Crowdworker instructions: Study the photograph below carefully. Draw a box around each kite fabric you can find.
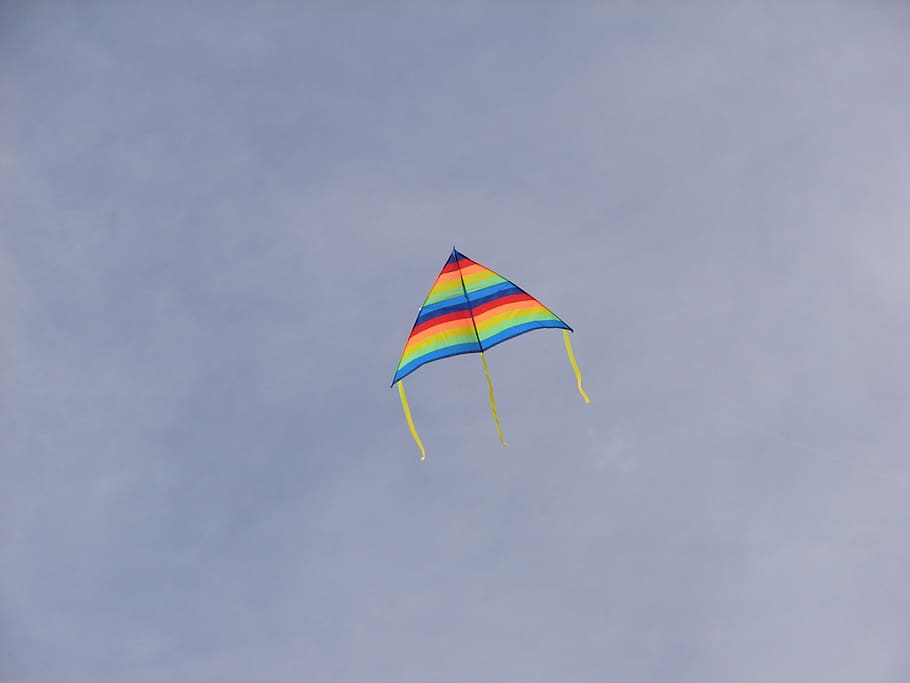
[391,247,589,459]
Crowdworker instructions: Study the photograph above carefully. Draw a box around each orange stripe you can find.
[473,299,547,325]
[431,263,492,288]
[411,309,473,336]
[457,263,491,277]
[472,292,533,316]
[432,270,463,287]
[405,318,477,347]
[476,308,551,336]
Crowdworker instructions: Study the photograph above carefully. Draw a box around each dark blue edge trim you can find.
[480,321,572,352]
[390,347,483,387]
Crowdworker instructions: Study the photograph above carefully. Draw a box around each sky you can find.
[2,2,910,682]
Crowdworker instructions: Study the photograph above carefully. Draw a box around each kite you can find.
[391,247,589,459]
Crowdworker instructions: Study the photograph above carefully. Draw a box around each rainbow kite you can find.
[391,248,589,459]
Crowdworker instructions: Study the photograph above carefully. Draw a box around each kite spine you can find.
[454,249,509,447]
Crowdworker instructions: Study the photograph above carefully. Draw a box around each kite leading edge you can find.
[391,248,589,459]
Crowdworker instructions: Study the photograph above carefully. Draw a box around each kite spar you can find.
[391,248,589,460]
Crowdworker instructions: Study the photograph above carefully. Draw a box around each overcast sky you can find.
[3,2,910,682]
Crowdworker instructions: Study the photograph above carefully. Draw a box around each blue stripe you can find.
[391,341,482,385]
[416,277,517,326]
[415,296,470,326]
[466,281,520,306]
[480,320,570,351]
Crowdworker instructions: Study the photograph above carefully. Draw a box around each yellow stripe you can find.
[463,273,505,292]
[454,262,489,278]
[406,317,476,347]
[475,307,556,338]
[424,278,466,305]
[404,322,477,351]
[400,329,478,366]
[397,381,427,460]
[563,329,590,403]
[480,352,509,446]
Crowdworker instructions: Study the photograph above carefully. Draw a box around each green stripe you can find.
[463,274,507,293]
[477,310,560,341]
[400,331,480,367]
[424,281,466,306]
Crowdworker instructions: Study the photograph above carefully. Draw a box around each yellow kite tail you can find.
[397,380,426,460]
[480,351,509,446]
[563,329,590,404]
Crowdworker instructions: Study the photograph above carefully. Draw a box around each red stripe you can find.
[441,256,481,274]
[471,292,534,316]
[410,309,474,337]
[406,317,476,347]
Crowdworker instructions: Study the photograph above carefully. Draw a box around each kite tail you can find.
[397,381,426,460]
[563,329,590,404]
[480,352,509,446]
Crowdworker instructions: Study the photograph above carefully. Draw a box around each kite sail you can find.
[391,248,589,460]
